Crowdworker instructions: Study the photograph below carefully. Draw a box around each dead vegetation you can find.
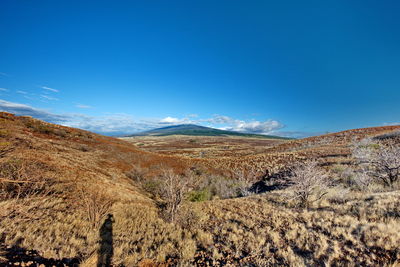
[353,138,400,188]
[285,160,331,207]
[1,112,400,266]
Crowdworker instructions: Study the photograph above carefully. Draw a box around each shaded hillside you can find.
[128,124,291,139]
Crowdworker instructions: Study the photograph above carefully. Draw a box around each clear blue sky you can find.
[1,0,400,136]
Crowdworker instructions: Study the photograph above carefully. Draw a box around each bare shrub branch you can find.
[77,184,115,229]
[353,138,400,188]
[125,165,146,183]
[286,160,330,208]
[232,167,258,197]
[157,169,194,223]
[0,158,55,201]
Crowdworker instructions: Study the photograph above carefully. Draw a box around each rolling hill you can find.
[128,124,291,139]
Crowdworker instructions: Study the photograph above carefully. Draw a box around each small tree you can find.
[353,138,400,188]
[286,160,330,208]
[77,184,115,229]
[353,170,374,191]
[232,167,257,197]
[158,169,193,223]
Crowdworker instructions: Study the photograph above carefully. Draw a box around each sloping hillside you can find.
[1,112,400,266]
[0,112,202,265]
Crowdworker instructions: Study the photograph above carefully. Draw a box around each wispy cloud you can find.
[16,90,29,95]
[268,130,322,138]
[41,86,59,93]
[15,90,36,100]
[383,122,400,126]
[0,88,8,92]
[0,99,159,135]
[0,99,68,123]
[40,95,59,101]
[0,72,9,77]
[76,104,93,109]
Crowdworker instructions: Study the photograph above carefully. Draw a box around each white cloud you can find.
[206,115,232,124]
[158,116,197,125]
[0,99,163,135]
[229,119,284,134]
[160,116,182,123]
[41,95,59,101]
[76,104,93,109]
[16,90,28,95]
[0,88,8,92]
[383,122,400,126]
[204,115,284,134]
[41,86,59,93]
[64,114,142,134]
[0,99,68,123]
[268,130,321,138]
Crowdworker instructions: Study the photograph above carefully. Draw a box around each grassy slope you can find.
[1,112,400,266]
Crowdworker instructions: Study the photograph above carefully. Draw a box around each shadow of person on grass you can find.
[97,214,114,267]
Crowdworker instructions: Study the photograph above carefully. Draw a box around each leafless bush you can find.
[286,160,331,207]
[77,184,115,229]
[327,186,352,204]
[337,166,356,187]
[175,204,208,231]
[126,165,146,183]
[232,167,258,197]
[0,158,56,222]
[0,159,55,201]
[353,138,400,188]
[208,176,241,199]
[157,169,195,223]
[194,174,253,200]
[353,171,374,191]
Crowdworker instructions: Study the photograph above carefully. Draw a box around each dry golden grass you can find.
[122,135,285,158]
[196,190,400,266]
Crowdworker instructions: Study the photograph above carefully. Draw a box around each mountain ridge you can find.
[127,124,292,139]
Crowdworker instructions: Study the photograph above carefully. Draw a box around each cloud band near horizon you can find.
[0,99,310,137]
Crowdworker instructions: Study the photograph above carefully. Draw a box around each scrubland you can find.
[1,112,400,266]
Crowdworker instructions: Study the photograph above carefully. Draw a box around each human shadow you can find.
[97,214,114,267]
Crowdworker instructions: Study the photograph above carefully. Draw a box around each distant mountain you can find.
[127,124,291,139]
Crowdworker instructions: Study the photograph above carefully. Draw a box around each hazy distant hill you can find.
[128,124,291,139]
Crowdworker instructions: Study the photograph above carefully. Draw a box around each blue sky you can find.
[1,0,400,137]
